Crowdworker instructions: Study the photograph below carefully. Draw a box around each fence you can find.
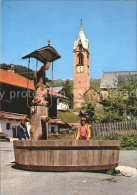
[90,120,137,137]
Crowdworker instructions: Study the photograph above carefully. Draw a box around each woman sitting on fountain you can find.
[76,117,91,140]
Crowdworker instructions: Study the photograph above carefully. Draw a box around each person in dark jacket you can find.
[17,116,30,140]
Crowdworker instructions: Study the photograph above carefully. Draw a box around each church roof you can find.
[74,23,89,52]
[100,71,137,89]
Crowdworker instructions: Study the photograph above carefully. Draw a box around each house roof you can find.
[49,86,63,93]
[0,69,34,90]
[68,123,80,129]
[0,69,68,99]
[49,90,68,99]
[49,118,71,128]
[84,87,100,95]
[0,111,28,120]
[100,71,137,89]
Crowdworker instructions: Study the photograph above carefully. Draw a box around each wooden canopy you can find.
[22,46,61,63]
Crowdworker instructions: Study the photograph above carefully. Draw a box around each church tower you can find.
[73,21,90,108]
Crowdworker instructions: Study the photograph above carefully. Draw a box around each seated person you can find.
[17,116,30,140]
[76,117,91,140]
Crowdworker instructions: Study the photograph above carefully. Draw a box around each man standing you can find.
[34,62,50,89]
[32,62,50,106]
[17,116,30,140]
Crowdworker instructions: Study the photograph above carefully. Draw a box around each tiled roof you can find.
[0,111,28,120]
[100,71,137,89]
[49,90,68,99]
[68,123,80,129]
[0,69,34,90]
[49,86,63,93]
[0,69,68,99]
[49,118,65,125]
[49,118,71,128]
[84,87,100,95]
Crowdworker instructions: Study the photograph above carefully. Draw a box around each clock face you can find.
[77,66,83,73]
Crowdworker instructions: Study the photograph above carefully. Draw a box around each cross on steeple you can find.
[80,19,82,26]
[48,40,51,46]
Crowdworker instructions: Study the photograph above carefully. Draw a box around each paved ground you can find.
[1,142,137,195]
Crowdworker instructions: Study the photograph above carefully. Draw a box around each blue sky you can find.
[1,1,136,80]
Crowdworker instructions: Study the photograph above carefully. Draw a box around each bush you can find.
[93,134,137,150]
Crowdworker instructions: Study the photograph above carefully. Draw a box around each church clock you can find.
[77,65,84,73]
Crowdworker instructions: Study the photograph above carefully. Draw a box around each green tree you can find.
[83,101,96,123]
[101,89,124,122]
[83,75,137,123]
[62,80,73,108]
[101,75,137,122]
[82,101,104,124]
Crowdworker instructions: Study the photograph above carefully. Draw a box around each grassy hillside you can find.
[52,80,73,88]
[90,80,100,91]
[57,110,80,123]
[53,79,100,91]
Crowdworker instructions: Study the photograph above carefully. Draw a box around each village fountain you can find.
[13,44,120,171]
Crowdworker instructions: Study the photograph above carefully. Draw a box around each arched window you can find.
[79,44,82,51]
[77,53,83,65]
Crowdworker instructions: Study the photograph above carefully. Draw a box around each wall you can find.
[84,88,101,102]
[48,124,58,134]
[57,99,69,111]
[1,83,33,117]
[0,119,20,138]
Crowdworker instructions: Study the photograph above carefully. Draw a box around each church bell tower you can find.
[73,21,90,108]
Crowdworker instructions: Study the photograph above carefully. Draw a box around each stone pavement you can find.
[1,142,137,195]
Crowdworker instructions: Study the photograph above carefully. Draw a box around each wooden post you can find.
[30,106,48,140]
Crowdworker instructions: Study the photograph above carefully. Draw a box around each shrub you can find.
[93,134,137,150]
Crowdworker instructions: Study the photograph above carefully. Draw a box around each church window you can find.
[79,44,82,51]
[77,53,83,65]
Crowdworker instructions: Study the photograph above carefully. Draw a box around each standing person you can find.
[76,117,91,140]
[32,61,50,106]
[34,61,50,90]
[17,116,30,140]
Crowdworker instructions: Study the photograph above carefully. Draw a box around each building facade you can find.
[73,22,90,108]
[84,87,101,103]
[50,87,70,111]
[100,71,137,99]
